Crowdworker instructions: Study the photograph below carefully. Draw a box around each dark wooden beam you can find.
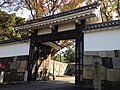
[52,25,58,34]
[75,20,86,87]
[38,29,76,42]
[27,30,38,81]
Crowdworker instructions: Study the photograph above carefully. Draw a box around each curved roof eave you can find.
[15,3,100,31]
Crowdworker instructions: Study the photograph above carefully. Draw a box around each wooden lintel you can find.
[38,29,76,42]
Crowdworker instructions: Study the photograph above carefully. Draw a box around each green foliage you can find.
[100,0,120,21]
[53,54,61,61]
[0,0,120,21]
[64,47,75,63]
[53,53,64,62]
[0,10,28,41]
[85,0,120,21]
[15,17,26,25]
[99,0,120,21]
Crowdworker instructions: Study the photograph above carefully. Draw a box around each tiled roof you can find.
[15,2,99,31]
[84,20,120,32]
[27,2,98,24]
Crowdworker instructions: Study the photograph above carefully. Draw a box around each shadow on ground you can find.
[0,80,93,90]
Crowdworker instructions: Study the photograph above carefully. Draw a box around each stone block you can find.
[17,69,25,72]
[93,62,101,90]
[20,61,27,69]
[83,56,93,65]
[106,51,115,57]
[107,69,120,81]
[93,56,102,65]
[100,66,107,80]
[13,56,17,61]
[114,50,120,57]
[10,61,20,69]
[98,51,106,57]
[83,65,93,79]
[84,51,98,56]
[117,50,120,57]
[112,58,120,69]
[102,57,113,68]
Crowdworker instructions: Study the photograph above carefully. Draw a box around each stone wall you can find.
[49,60,68,76]
[36,58,68,80]
[0,56,28,72]
[0,56,28,83]
[83,50,120,82]
[36,54,51,80]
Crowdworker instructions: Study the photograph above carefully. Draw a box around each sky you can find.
[16,8,31,20]
[1,6,31,20]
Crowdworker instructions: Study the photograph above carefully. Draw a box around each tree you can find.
[100,0,120,21]
[24,0,85,19]
[86,0,120,21]
[64,46,75,63]
[1,0,120,21]
[0,0,85,19]
[116,0,120,17]
[53,51,65,62]
[0,10,28,41]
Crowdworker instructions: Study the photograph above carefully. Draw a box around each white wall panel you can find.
[84,29,120,51]
[0,43,30,58]
[38,28,51,35]
[58,22,75,32]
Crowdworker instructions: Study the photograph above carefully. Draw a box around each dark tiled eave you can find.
[84,20,120,32]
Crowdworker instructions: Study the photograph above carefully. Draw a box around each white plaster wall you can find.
[84,29,120,51]
[0,43,30,58]
[38,28,51,35]
[58,22,75,32]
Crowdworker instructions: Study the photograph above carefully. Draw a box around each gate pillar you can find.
[27,30,38,81]
[75,20,86,86]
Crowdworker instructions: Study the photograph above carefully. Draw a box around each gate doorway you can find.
[15,2,100,88]
[35,39,76,84]
[27,20,85,86]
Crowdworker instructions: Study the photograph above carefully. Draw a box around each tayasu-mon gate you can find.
[16,2,100,86]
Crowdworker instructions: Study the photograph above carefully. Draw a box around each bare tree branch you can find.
[117,0,120,17]
[25,0,35,19]
[0,1,10,7]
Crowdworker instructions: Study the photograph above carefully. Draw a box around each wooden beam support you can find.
[27,30,38,81]
[51,25,58,34]
[75,20,86,86]
[38,29,76,42]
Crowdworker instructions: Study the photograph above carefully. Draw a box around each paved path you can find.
[0,76,92,90]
